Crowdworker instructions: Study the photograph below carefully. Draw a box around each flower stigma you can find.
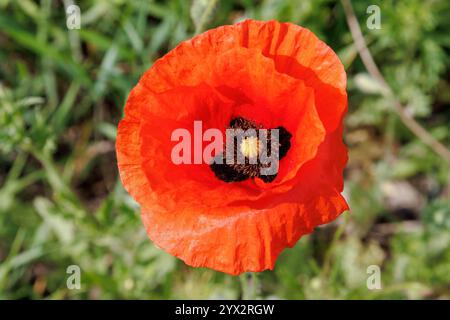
[240,136,261,159]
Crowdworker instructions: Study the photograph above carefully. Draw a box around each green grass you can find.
[0,0,449,299]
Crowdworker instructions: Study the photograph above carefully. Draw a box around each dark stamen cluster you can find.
[210,117,292,183]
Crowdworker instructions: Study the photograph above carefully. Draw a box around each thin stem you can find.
[341,0,450,165]
[194,0,220,34]
[239,273,260,299]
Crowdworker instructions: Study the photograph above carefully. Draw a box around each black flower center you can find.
[210,117,292,183]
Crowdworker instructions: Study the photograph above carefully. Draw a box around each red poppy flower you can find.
[116,19,348,275]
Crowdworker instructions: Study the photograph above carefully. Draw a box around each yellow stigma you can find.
[240,136,260,158]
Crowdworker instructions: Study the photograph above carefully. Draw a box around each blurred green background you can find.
[0,0,449,299]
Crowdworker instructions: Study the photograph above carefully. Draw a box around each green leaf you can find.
[423,199,450,231]
[97,122,118,141]
[50,82,80,134]
[354,73,385,95]
[34,197,75,245]
[190,0,220,34]
[0,14,90,86]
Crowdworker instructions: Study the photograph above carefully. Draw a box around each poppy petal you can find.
[116,19,348,275]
